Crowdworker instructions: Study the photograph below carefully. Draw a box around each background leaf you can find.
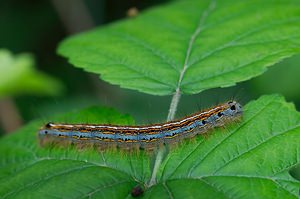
[0,95,300,198]
[0,49,64,98]
[58,0,300,95]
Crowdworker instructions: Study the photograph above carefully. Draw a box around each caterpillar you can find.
[38,101,242,150]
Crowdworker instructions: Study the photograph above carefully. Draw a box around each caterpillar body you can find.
[38,101,242,150]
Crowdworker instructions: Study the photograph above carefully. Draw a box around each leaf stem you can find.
[167,88,181,121]
[148,149,165,187]
[167,0,216,121]
[148,0,216,188]
[147,90,181,188]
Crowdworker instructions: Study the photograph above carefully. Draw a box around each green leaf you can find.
[155,95,300,198]
[58,0,300,95]
[0,107,142,199]
[0,95,300,198]
[0,49,64,98]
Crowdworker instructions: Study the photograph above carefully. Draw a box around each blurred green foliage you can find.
[250,55,300,101]
[0,49,64,97]
[0,0,172,126]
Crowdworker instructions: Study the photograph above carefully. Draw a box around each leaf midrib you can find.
[175,0,216,92]
[182,17,300,86]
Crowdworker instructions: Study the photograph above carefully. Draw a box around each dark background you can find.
[1,0,300,136]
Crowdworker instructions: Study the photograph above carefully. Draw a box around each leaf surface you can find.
[0,95,300,198]
[58,0,300,95]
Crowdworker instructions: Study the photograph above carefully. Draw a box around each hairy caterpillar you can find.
[38,101,242,150]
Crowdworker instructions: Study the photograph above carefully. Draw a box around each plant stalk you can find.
[147,89,181,187]
[147,0,216,188]
[167,88,181,121]
[147,149,165,187]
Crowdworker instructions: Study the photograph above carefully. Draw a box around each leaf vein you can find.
[183,49,292,88]
[162,182,174,199]
[163,139,205,180]
[2,164,96,199]
[212,125,300,174]
[81,180,130,199]
[111,31,180,72]
[187,17,300,69]
[187,99,274,177]
[176,0,216,91]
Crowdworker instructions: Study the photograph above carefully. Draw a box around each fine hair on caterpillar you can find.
[38,101,243,151]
